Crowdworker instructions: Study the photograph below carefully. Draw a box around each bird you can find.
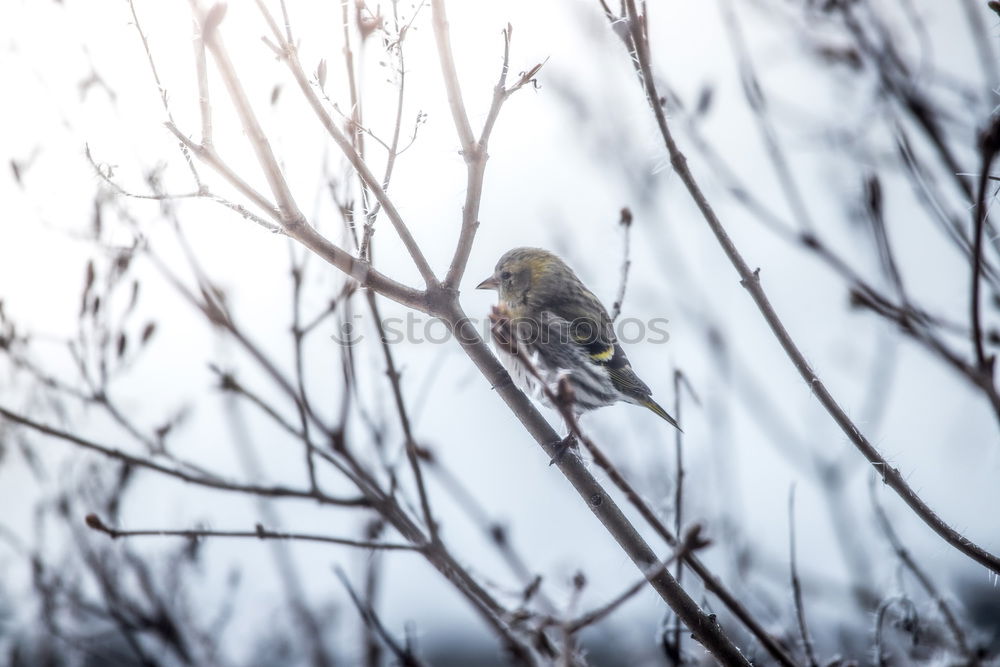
[476,247,681,437]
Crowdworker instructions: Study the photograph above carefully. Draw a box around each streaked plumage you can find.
[477,247,680,430]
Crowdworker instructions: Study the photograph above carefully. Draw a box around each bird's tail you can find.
[642,398,683,432]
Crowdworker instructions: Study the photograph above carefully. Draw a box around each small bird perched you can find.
[477,247,681,433]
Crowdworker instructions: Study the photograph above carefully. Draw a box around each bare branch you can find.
[788,485,819,667]
[85,515,417,551]
[669,368,694,657]
[85,143,281,233]
[334,566,430,667]
[365,290,439,544]
[609,207,633,322]
[0,404,368,506]
[430,0,476,153]
[126,0,201,187]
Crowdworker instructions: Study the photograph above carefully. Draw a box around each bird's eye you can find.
[500,271,512,280]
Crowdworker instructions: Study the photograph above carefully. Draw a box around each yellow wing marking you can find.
[589,345,615,362]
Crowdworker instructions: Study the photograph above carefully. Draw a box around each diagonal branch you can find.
[334,566,430,667]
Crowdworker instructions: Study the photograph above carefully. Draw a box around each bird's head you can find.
[476,247,567,308]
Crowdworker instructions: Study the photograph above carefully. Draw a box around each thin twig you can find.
[669,369,695,658]
[289,253,319,492]
[366,290,439,544]
[334,566,429,667]
[423,453,558,615]
[610,207,633,322]
[208,363,361,486]
[85,514,417,550]
[86,143,280,230]
[127,0,201,187]
[788,485,819,667]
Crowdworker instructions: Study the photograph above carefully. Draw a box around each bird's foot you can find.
[549,434,578,466]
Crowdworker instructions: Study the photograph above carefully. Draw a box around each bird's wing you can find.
[535,310,620,409]
[539,303,652,402]
[541,285,655,399]
[602,344,653,401]
[533,310,594,372]
[545,287,618,361]
[536,276,662,406]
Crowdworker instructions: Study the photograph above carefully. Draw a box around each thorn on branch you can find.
[739,267,761,288]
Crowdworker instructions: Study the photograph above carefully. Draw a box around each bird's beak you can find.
[476,275,499,290]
